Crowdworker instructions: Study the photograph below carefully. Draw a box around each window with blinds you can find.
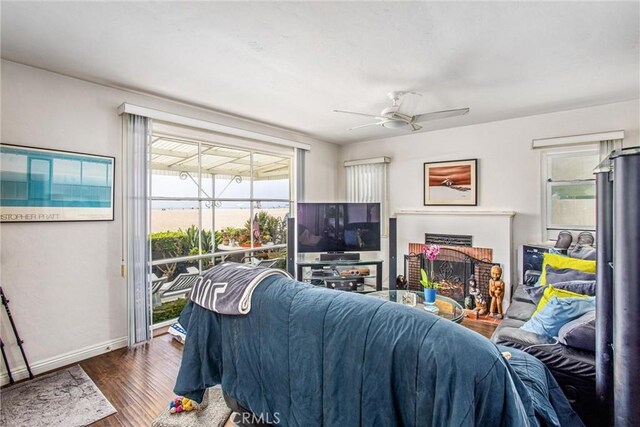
[345,157,389,236]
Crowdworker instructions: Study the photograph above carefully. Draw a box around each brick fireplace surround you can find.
[406,242,494,304]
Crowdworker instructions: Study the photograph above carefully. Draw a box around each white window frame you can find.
[148,136,295,267]
[541,145,598,242]
[147,130,296,325]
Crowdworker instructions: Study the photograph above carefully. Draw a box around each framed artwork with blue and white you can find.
[0,144,115,222]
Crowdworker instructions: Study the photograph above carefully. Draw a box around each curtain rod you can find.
[118,103,311,151]
[532,130,624,149]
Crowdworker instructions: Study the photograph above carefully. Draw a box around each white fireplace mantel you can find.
[394,209,516,217]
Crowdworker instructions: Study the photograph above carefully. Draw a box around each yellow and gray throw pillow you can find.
[538,253,596,286]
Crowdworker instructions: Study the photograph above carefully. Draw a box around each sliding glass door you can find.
[148,132,292,324]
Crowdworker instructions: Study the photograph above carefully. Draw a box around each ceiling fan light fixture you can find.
[381,120,408,129]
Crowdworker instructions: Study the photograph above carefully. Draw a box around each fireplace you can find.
[394,209,515,311]
[404,243,495,307]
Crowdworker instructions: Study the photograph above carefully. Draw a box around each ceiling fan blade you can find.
[334,110,386,120]
[347,122,384,131]
[411,123,423,132]
[413,108,470,123]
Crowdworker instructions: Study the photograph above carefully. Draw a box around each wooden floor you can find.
[68,319,496,426]
[81,334,185,427]
[460,317,498,339]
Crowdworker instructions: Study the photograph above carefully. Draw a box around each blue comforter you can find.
[174,276,581,426]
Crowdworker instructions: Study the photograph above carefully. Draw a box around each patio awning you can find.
[150,136,291,181]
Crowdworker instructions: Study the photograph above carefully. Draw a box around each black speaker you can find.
[389,217,397,290]
[320,252,360,261]
[287,217,296,277]
[324,277,364,291]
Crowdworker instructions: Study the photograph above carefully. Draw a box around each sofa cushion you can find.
[533,285,589,316]
[539,253,596,285]
[558,311,596,352]
[523,286,547,305]
[546,266,596,284]
[512,284,533,303]
[524,280,596,305]
[555,280,597,296]
[522,296,596,338]
[493,318,553,347]
[570,244,597,260]
[492,320,595,381]
[505,300,537,322]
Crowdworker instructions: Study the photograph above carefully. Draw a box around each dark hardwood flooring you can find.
[460,317,498,339]
[81,334,184,427]
[44,319,496,427]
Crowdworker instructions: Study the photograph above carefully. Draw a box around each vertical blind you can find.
[126,114,152,346]
[346,163,386,203]
[345,160,389,235]
[599,139,623,160]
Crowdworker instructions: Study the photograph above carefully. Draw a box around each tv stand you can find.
[297,259,383,291]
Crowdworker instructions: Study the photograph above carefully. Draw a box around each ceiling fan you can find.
[334,91,469,132]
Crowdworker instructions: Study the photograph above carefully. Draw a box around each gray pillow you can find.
[570,244,596,260]
[546,265,596,284]
[558,310,596,352]
[555,280,596,296]
[524,280,596,304]
[523,285,547,305]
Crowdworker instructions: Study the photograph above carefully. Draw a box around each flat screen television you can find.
[296,202,381,253]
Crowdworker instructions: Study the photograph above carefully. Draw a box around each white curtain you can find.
[345,162,388,234]
[296,148,305,202]
[346,163,385,202]
[600,139,623,160]
[125,114,151,346]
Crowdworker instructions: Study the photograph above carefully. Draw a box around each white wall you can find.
[339,100,640,285]
[0,60,339,383]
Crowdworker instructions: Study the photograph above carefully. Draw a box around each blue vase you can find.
[424,288,437,303]
[423,289,439,313]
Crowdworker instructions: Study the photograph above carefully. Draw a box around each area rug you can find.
[0,364,116,427]
[152,386,231,427]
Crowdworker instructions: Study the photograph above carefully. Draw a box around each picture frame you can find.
[0,144,115,222]
[401,291,417,307]
[423,158,477,206]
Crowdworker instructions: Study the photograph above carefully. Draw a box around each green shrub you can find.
[152,298,188,324]
[150,231,190,279]
[179,225,220,270]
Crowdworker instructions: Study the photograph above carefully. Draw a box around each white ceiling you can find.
[2,2,638,145]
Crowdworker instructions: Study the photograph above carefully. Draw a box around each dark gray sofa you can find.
[491,271,599,426]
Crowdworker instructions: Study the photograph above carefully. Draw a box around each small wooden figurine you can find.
[489,265,505,319]
[468,276,487,316]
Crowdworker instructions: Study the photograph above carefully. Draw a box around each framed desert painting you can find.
[423,159,477,206]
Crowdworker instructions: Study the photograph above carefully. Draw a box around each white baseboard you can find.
[1,336,128,386]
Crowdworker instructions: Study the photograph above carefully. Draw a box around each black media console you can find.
[296,259,383,292]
